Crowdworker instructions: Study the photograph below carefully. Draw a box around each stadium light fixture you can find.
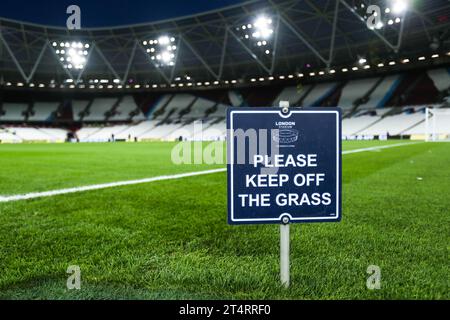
[235,15,275,63]
[142,35,177,67]
[252,16,273,39]
[358,58,367,65]
[53,41,90,70]
[431,54,439,59]
[391,0,408,14]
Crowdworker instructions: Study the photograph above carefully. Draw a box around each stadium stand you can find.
[83,98,118,122]
[358,108,426,136]
[1,68,449,143]
[358,75,401,109]
[28,102,60,122]
[301,82,337,107]
[427,68,450,92]
[115,122,155,141]
[404,107,450,137]
[6,127,58,142]
[37,127,68,142]
[108,96,146,122]
[338,77,381,110]
[0,128,22,143]
[0,103,28,122]
[273,86,310,106]
[72,100,91,122]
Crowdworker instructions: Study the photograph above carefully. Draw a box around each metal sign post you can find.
[279,101,291,288]
[280,216,290,287]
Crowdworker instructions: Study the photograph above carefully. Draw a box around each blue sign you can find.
[227,107,342,225]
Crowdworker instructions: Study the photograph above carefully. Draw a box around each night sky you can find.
[0,0,246,27]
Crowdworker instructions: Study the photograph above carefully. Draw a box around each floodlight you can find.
[236,15,275,61]
[358,58,367,65]
[391,0,408,14]
[53,40,90,70]
[158,36,170,45]
[252,16,273,39]
[142,35,177,67]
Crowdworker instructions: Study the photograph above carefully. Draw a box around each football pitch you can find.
[0,140,448,299]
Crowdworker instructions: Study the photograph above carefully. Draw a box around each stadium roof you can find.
[0,0,449,89]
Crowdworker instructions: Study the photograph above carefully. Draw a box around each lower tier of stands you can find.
[2,105,449,143]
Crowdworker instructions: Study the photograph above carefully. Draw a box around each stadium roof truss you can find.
[0,0,449,87]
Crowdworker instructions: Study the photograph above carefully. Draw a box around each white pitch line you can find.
[0,142,421,203]
[0,168,227,203]
[342,141,420,154]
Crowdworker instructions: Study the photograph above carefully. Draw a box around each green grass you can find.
[0,141,448,299]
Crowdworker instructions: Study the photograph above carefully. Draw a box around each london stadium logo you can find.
[273,121,299,145]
